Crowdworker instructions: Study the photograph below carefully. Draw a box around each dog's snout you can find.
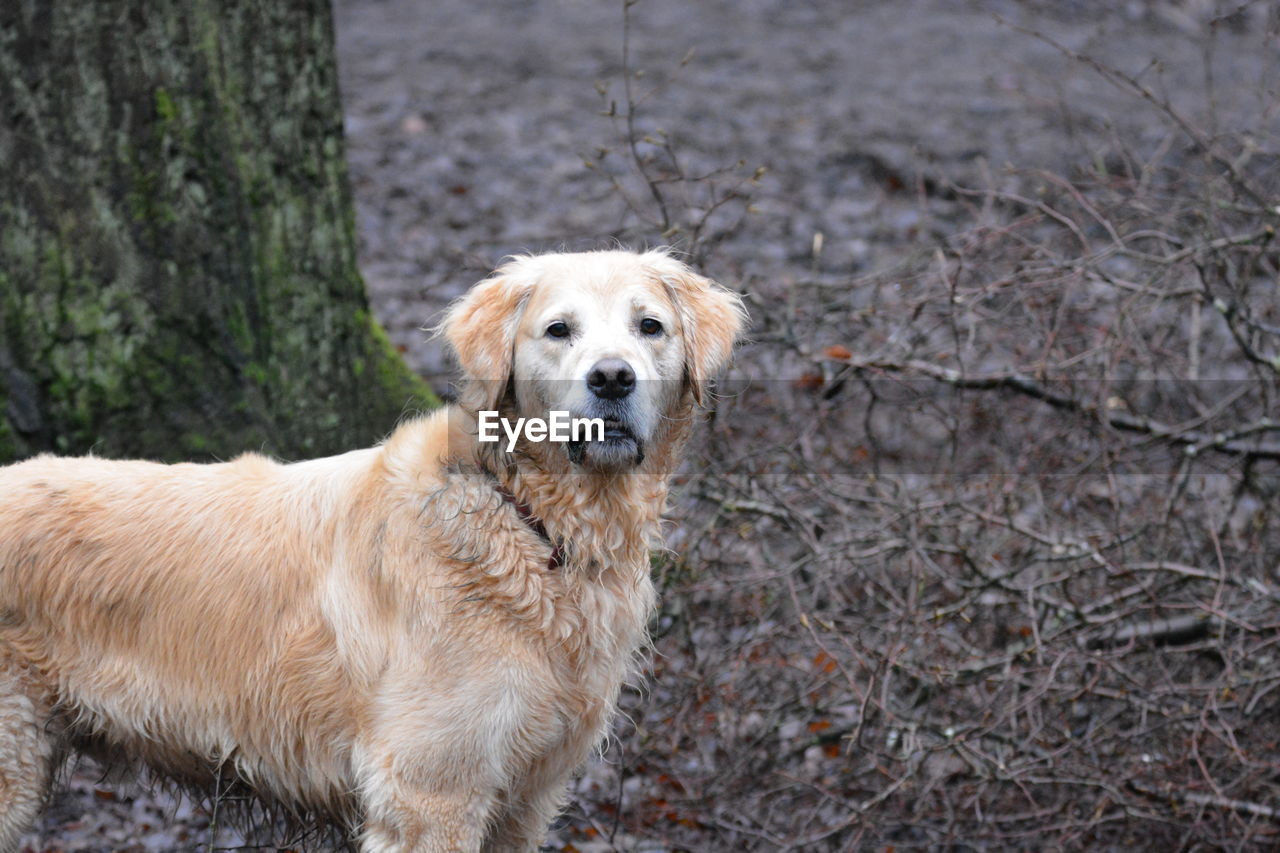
[587,358,636,400]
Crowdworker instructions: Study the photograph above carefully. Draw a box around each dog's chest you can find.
[517,573,654,762]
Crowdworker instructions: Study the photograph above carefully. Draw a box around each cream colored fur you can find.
[0,250,744,853]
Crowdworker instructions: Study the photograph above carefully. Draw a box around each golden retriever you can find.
[0,249,745,852]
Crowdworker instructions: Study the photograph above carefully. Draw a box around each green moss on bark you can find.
[0,0,436,464]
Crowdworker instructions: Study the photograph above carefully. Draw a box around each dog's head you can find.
[442,250,746,471]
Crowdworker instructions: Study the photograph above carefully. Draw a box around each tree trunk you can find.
[0,0,435,463]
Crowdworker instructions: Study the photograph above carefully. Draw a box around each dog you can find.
[0,249,745,852]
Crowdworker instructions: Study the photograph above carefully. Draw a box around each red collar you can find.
[494,484,564,570]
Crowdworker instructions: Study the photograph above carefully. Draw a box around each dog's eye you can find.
[639,318,663,336]
[546,321,571,339]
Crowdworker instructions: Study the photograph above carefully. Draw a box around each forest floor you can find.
[23,0,1280,850]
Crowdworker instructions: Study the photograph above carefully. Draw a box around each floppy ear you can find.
[651,253,748,405]
[439,260,535,411]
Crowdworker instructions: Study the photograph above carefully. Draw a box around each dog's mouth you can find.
[600,418,633,440]
[567,418,645,469]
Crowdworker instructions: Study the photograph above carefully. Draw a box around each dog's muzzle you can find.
[567,378,645,469]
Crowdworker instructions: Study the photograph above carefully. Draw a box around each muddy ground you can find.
[335,0,1273,384]
[22,0,1279,850]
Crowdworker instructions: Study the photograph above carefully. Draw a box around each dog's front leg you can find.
[359,783,497,853]
[355,695,517,853]
[481,772,570,853]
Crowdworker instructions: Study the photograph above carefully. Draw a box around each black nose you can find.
[587,358,636,400]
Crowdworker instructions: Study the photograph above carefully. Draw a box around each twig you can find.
[1128,780,1280,822]
[1086,612,1217,649]
[823,356,1280,460]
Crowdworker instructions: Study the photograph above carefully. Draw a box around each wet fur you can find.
[0,250,744,852]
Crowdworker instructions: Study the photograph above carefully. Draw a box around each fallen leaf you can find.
[793,372,824,391]
[823,344,853,360]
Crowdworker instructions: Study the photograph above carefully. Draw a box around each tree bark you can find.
[0,0,435,463]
